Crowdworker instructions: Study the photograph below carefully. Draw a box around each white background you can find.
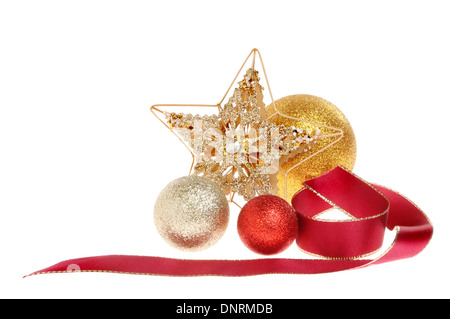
[1,1,449,299]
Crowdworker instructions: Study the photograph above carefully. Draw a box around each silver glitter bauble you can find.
[154,176,230,252]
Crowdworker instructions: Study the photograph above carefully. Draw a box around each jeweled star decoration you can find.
[151,50,320,205]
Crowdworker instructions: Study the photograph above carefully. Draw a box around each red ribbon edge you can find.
[24,167,433,277]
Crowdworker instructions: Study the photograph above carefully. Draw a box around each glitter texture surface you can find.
[237,195,298,255]
[154,176,230,252]
[266,95,357,202]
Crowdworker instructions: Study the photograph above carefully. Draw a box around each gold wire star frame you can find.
[151,49,344,207]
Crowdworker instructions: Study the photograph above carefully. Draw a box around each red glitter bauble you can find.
[237,195,298,255]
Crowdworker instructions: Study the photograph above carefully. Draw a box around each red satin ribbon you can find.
[25,167,433,277]
[293,166,391,259]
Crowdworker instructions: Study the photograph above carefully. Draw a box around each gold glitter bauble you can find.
[266,94,357,201]
[154,176,230,252]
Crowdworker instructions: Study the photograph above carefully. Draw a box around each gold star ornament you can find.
[151,49,321,205]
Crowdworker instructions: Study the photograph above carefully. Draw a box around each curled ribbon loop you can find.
[25,167,433,277]
[293,166,390,259]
